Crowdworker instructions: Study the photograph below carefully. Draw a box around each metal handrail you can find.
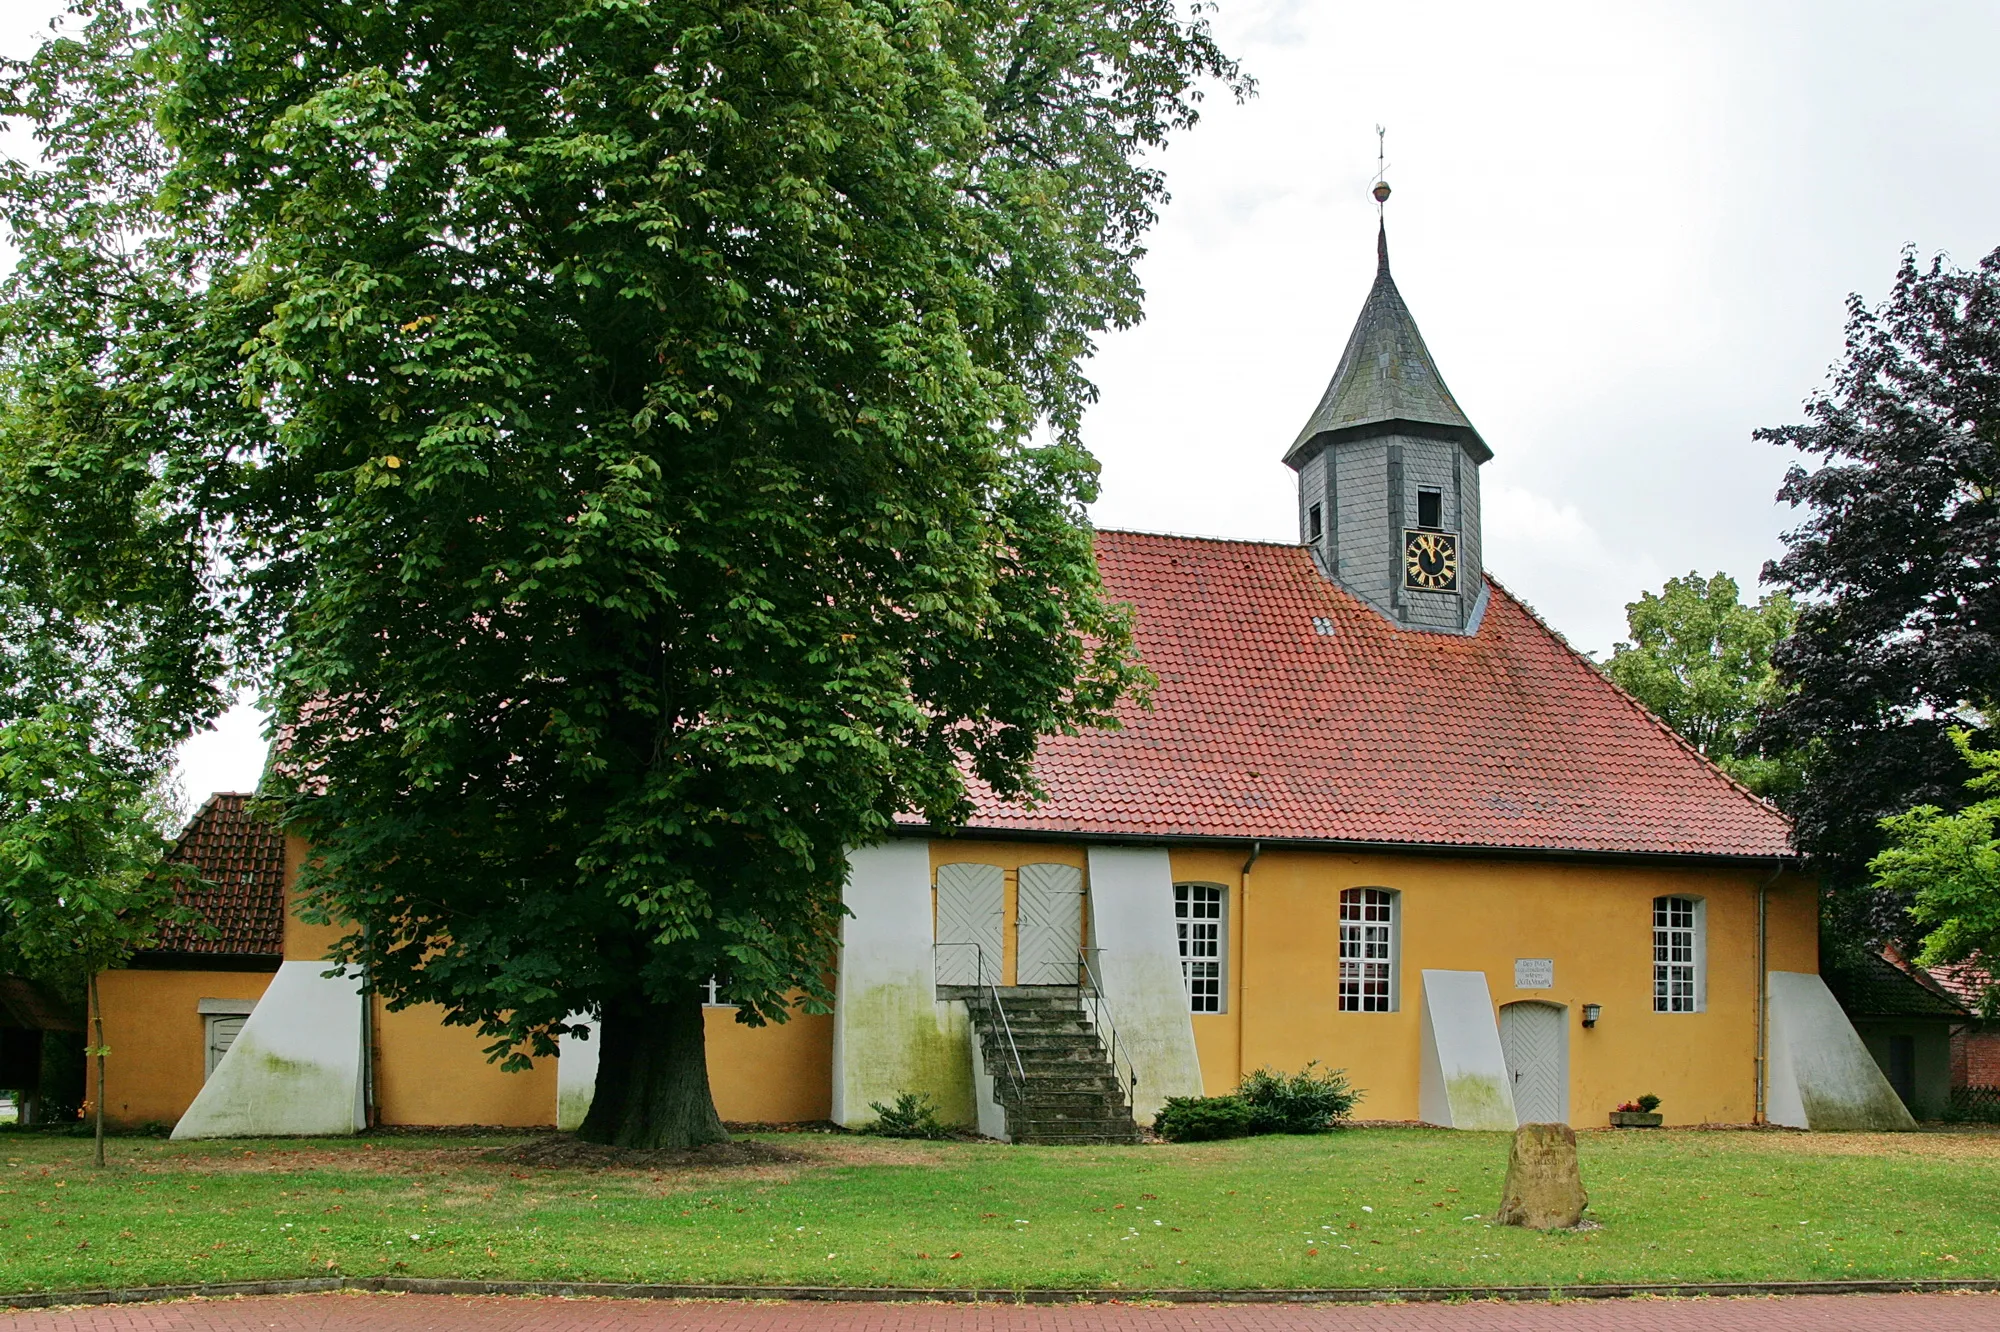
[934,942,1027,1098]
[1077,947,1139,1106]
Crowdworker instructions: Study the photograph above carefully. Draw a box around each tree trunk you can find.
[88,972,105,1169]
[574,988,729,1149]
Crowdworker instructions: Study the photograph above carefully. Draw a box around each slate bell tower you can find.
[1285,217,1491,634]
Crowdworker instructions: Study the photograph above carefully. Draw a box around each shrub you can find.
[1636,1093,1662,1114]
[1237,1062,1362,1133]
[861,1092,954,1140]
[1153,1094,1259,1142]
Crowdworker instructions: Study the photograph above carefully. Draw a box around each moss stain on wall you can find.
[1447,1073,1515,1130]
[840,976,976,1126]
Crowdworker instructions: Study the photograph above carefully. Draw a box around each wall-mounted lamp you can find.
[1581,1003,1601,1028]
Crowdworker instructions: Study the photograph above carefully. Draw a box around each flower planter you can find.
[1608,1110,1663,1128]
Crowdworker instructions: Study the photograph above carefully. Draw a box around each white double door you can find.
[1499,1000,1569,1124]
[934,862,1083,986]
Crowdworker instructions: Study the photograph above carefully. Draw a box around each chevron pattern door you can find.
[1015,863,1084,985]
[1499,1001,1567,1124]
[934,863,1003,985]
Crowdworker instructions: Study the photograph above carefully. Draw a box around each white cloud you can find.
[171,700,270,811]
[1481,482,1668,658]
[1080,0,2000,654]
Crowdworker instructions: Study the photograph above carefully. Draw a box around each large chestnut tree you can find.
[0,0,1238,1145]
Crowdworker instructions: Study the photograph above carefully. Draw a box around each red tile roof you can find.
[149,793,287,957]
[946,530,1795,858]
[1920,957,1994,1012]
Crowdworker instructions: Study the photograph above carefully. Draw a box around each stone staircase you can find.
[943,984,1142,1145]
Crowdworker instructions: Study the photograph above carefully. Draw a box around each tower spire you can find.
[1282,135,1487,469]
[1372,125,1391,272]
[1284,134,1490,635]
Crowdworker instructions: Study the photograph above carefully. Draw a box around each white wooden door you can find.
[1016,863,1084,985]
[1499,1001,1568,1124]
[934,863,1004,985]
[204,1015,246,1081]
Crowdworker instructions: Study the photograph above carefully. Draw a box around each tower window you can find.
[1307,502,1323,543]
[1417,488,1443,531]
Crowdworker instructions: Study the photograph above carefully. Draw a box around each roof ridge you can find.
[1884,947,1972,1005]
[1483,575,1795,832]
[1095,527,1303,550]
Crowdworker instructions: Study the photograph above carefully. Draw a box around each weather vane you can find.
[1372,125,1391,212]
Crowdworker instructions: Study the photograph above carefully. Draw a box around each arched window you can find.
[1339,888,1398,1012]
[1652,896,1705,1013]
[1173,882,1226,1013]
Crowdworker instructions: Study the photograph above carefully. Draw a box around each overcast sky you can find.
[4,0,1998,807]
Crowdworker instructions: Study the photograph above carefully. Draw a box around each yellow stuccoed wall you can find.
[706,1007,834,1122]
[273,833,553,1127]
[1166,845,1816,1126]
[101,832,1813,1130]
[287,834,827,1126]
[89,968,275,1129]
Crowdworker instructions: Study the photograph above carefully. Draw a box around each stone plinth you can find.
[1496,1121,1588,1230]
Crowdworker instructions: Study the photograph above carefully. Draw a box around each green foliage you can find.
[1236,1061,1361,1134]
[1757,246,2000,946]
[1603,571,1800,797]
[0,0,1241,1128]
[861,1092,954,1141]
[0,703,188,998]
[1875,729,2000,1001]
[1156,1064,1362,1141]
[1636,1093,1661,1114]
[0,530,195,1003]
[1152,1093,1257,1142]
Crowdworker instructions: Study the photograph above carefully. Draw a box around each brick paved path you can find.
[8,1292,2000,1332]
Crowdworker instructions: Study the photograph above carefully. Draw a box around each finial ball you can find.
[1372,181,1392,204]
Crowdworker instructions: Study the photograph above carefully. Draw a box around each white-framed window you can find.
[1652,896,1706,1013]
[702,976,735,1008]
[1173,882,1225,1014]
[1339,888,1398,1012]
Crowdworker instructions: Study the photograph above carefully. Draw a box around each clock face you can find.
[1404,529,1459,591]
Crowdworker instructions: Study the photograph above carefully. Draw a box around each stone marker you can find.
[1496,1122,1588,1229]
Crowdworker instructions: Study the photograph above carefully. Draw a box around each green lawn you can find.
[1,1127,1997,1294]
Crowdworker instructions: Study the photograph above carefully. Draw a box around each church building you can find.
[91,222,1915,1140]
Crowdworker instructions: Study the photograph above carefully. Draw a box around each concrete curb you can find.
[6,1276,2000,1312]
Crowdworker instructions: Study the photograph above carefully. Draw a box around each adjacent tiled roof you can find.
[148,793,287,957]
[945,530,1796,858]
[0,975,81,1032]
[1285,226,1490,466]
[1825,953,1969,1020]
[1920,958,1995,1014]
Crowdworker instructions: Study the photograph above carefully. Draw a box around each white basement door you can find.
[934,863,1004,985]
[1499,1000,1567,1124]
[204,1015,246,1081]
[1015,863,1084,985]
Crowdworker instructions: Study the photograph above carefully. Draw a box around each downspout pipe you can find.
[1754,859,1784,1125]
[1238,841,1262,1082]
[360,921,378,1131]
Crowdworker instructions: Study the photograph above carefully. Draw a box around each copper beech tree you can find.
[1757,246,2000,956]
[0,1,1240,1146]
